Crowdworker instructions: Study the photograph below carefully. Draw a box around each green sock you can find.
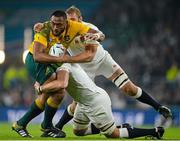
[17,102,43,127]
[41,103,58,129]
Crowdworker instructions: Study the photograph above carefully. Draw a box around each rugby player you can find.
[12,10,103,138]
[34,47,165,139]
[34,6,172,130]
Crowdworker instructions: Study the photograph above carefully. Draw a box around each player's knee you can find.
[37,94,49,105]
[35,98,46,110]
[73,129,86,136]
[121,81,138,96]
[50,91,65,103]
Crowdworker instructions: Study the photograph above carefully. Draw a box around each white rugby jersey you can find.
[67,21,106,63]
[59,63,108,105]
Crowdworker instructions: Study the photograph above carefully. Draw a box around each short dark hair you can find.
[51,10,67,19]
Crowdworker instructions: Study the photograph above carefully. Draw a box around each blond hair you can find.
[66,5,82,18]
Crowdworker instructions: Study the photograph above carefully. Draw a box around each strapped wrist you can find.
[38,86,43,94]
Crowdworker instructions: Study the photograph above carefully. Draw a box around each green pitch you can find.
[0,122,180,140]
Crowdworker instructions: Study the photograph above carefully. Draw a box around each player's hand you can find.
[58,54,70,63]
[34,23,44,33]
[84,33,101,41]
[34,82,42,95]
[74,35,99,45]
[74,35,85,44]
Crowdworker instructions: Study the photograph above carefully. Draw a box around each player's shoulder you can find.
[68,19,83,26]
[68,20,90,33]
[44,21,51,28]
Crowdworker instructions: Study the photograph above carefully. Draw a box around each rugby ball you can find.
[49,43,65,57]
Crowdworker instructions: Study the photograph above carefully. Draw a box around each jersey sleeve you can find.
[28,24,50,54]
[34,33,47,46]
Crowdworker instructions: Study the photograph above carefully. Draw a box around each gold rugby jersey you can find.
[29,20,90,54]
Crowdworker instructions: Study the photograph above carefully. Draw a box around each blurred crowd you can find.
[0,0,180,109]
[92,0,180,109]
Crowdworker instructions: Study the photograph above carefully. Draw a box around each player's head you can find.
[66,6,82,22]
[50,10,67,36]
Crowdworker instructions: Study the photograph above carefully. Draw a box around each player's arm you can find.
[33,42,64,63]
[62,22,102,63]
[33,33,65,63]
[35,65,70,94]
[74,21,105,42]
[63,44,97,63]
[86,28,105,42]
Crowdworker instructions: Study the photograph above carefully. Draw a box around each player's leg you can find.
[111,70,171,118]
[12,93,48,137]
[72,103,100,136]
[99,52,172,118]
[40,90,66,138]
[80,89,165,139]
[81,90,115,136]
[55,101,131,130]
[55,100,77,129]
[41,91,65,129]
[12,53,56,137]
[105,126,164,139]
[55,63,97,130]
[37,69,69,138]
[12,76,54,137]
[73,95,165,139]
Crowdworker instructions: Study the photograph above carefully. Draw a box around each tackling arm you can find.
[86,28,105,42]
[37,69,69,94]
[63,44,98,63]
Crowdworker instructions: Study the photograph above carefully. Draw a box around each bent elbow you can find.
[86,53,95,62]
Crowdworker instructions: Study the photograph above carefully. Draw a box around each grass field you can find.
[0,122,180,140]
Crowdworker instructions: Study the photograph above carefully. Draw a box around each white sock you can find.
[119,128,129,138]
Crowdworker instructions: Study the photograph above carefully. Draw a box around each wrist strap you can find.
[38,86,42,94]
